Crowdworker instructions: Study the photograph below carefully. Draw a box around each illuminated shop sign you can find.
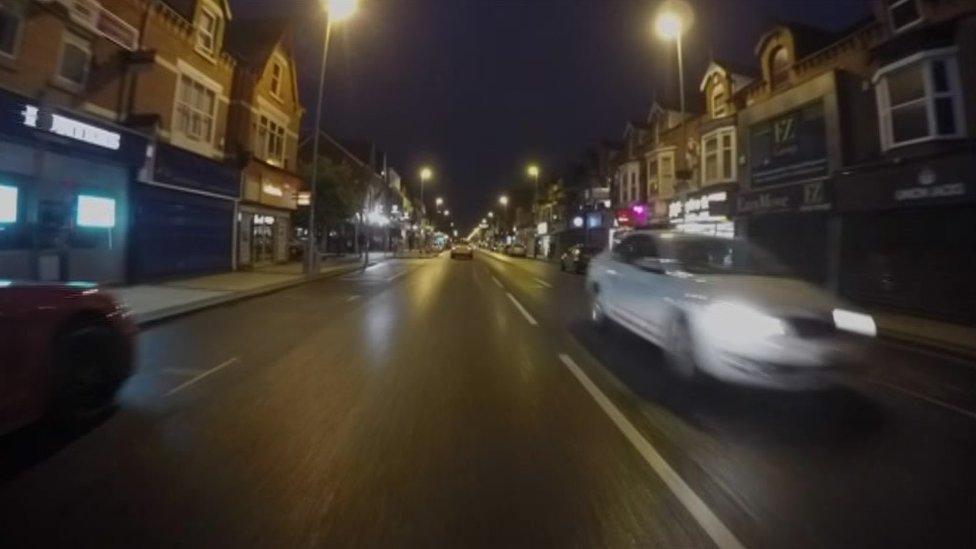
[262,183,284,197]
[22,105,121,150]
[669,192,729,223]
[0,185,17,223]
[77,195,117,228]
[253,215,276,225]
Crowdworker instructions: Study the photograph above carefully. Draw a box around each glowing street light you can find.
[487,211,494,218]
[444,210,450,217]
[498,195,509,206]
[306,0,359,275]
[436,197,444,206]
[654,2,693,118]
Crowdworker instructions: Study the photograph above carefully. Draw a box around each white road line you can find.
[868,378,976,420]
[534,277,552,288]
[558,353,746,549]
[387,270,408,282]
[491,275,504,288]
[506,292,538,326]
[161,368,201,377]
[165,357,239,397]
[345,294,361,302]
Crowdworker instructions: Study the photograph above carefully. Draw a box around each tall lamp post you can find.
[498,195,509,243]
[307,0,358,275]
[527,164,540,199]
[655,6,690,120]
[419,166,432,249]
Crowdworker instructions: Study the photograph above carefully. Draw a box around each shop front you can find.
[833,150,976,322]
[0,88,148,284]
[667,183,736,238]
[736,98,837,286]
[131,142,240,280]
[237,160,299,268]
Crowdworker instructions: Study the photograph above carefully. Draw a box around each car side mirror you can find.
[633,257,666,274]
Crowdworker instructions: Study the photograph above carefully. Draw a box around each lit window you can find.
[257,115,286,166]
[876,52,965,150]
[0,184,17,223]
[57,32,91,89]
[174,74,217,143]
[887,0,922,33]
[196,6,220,55]
[0,2,24,58]
[77,195,116,228]
[769,46,790,90]
[701,127,736,184]
[270,60,283,97]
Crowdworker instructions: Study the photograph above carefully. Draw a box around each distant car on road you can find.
[507,243,527,257]
[450,243,473,259]
[586,231,876,390]
[560,244,600,274]
[0,282,136,434]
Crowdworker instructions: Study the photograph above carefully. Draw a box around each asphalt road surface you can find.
[1,252,974,548]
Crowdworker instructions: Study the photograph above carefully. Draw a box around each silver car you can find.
[586,231,876,390]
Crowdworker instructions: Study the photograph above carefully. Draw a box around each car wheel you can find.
[50,324,127,424]
[590,297,609,331]
[665,314,699,380]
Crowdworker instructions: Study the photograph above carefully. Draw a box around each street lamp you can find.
[527,163,540,199]
[654,3,692,119]
[499,195,509,206]
[436,197,444,207]
[498,195,509,238]
[444,210,450,217]
[307,0,359,274]
[487,211,494,218]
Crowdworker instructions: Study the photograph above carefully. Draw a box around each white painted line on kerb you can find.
[491,275,504,288]
[165,357,239,397]
[506,292,538,326]
[534,277,552,288]
[558,353,746,549]
[869,378,976,420]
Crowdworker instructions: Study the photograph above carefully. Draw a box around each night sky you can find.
[231,0,872,232]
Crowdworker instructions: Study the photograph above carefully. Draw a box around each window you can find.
[270,60,284,98]
[647,158,657,195]
[174,74,217,143]
[769,46,790,90]
[196,6,220,55]
[57,33,91,89]
[710,81,728,118]
[0,184,17,223]
[0,2,23,58]
[257,115,286,166]
[701,128,736,183]
[887,0,922,32]
[876,52,965,149]
[630,171,638,202]
[76,195,116,228]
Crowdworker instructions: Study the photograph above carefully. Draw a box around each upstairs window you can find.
[876,52,965,149]
[769,46,790,90]
[174,74,217,143]
[701,127,736,183]
[710,80,728,118]
[0,2,24,58]
[257,115,286,167]
[196,6,220,56]
[56,32,91,89]
[270,60,284,98]
[887,0,922,33]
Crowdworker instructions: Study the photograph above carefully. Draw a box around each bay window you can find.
[701,128,735,184]
[875,51,964,150]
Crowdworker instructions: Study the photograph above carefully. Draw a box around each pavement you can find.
[110,255,385,324]
[1,252,974,547]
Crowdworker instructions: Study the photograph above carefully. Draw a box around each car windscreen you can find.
[660,237,792,276]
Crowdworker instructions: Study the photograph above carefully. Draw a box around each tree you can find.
[294,157,360,253]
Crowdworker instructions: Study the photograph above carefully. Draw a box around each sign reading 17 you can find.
[773,115,797,144]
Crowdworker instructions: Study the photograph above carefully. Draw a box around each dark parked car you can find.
[0,282,136,434]
[560,245,600,274]
[507,243,527,257]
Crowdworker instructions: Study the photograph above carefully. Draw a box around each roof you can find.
[699,59,758,92]
[225,17,289,68]
[754,21,839,59]
[160,0,233,22]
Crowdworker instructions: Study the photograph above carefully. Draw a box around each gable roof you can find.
[698,59,757,92]
[161,0,233,22]
[226,17,290,68]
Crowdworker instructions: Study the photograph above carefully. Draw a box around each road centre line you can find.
[491,275,504,288]
[387,270,408,282]
[161,368,202,377]
[165,357,240,397]
[868,378,976,420]
[534,277,552,288]
[345,295,361,302]
[506,292,538,326]
[557,353,746,549]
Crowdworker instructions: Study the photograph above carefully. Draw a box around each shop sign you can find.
[153,142,239,198]
[21,105,120,150]
[262,182,284,197]
[895,168,965,202]
[297,192,310,206]
[670,191,730,223]
[750,101,828,189]
[253,215,276,225]
[736,180,830,215]
[536,222,549,235]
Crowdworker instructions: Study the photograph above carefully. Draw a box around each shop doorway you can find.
[251,214,276,265]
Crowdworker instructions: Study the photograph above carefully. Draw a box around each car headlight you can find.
[701,302,786,343]
[832,308,876,337]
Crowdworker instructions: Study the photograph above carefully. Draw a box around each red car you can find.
[0,282,136,434]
